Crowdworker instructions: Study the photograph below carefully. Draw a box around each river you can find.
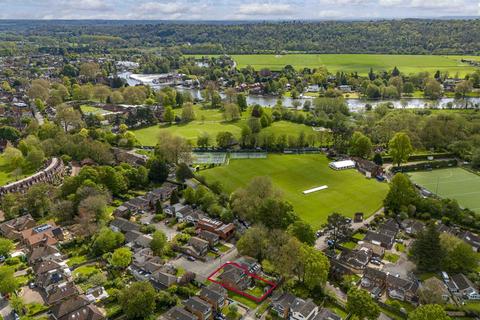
[118,72,480,111]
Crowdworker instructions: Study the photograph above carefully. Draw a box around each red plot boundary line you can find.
[207,261,277,303]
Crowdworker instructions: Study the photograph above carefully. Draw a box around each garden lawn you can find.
[228,54,477,76]
[228,291,259,309]
[80,105,109,115]
[73,265,101,278]
[200,154,388,229]
[408,168,480,213]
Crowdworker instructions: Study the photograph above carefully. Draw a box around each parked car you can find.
[211,247,219,253]
[187,256,196,262]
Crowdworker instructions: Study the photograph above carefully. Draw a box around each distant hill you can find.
[1,19,479,55]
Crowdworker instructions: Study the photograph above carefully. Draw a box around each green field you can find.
[196,54,478,76]
[132,106,313,146]
[200,154,388,229]
[409,167,480,213]
[0,156,31,186]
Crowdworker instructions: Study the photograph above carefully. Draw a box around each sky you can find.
[0,0,479,20]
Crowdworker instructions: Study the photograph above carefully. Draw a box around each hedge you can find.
[392,159,458,173]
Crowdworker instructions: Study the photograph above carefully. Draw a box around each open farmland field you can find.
[409,167,480,213]
[132,106,313,146]
[200,154,388,229]
[194,54,478,76]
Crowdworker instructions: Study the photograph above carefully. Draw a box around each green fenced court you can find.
[192,152,227,164]
[408,167,480,213]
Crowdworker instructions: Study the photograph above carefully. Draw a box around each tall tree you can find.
[388,132,413,166]
[346,287,380,320]
[0,266,18,295]
[410,223,444,272]
[288,220,316,246]
[119,281,156,319]
[111,247,132,269]
[384,173,417,214]
[349,131,373,159]
[323,212,352,244]
[150,231,168,257]
[298,244,330,290]
[440,233,479,274]
[408,304,450,320]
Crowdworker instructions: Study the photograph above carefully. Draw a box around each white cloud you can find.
[60,0,110,10]
[318,0,365,4]
[237,3,292,16]
[379,0,468,11]
[378,0,403,6]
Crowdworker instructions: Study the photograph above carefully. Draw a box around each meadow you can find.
[194,54,478,76]
[200,154,389,229]
[409,167,480,213]
[0,156,32,186]
[132,106,313,146]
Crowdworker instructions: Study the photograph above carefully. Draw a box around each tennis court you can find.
[230,152,267,159]
[409,168,480,213]
[192,152,227,164]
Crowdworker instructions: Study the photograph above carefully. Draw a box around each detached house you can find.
[218,264,251,291]
[198,230,219,247]
[20,222,64,249]
[46,282,79,305]
[50,294,104,320]
[364,231,395,250]
[361,267,387,299]
[386,274,419,303]
[401,219,425,236]
[182,237,209,259]
[199,283,227,311]
[450,274,480,300]
[110,217,140,233]
[164,306,198,320]
[184,296,213,320]
[271,292,297,318]
[458,231,480,252]
[150,270,177,290]
[197,218,235,240]
[290,298,319,320]
[0,214,36,240]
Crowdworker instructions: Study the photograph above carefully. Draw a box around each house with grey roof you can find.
[271,292,297,318]
[150,270,177,290]
[450,274,480,300]
[290,298,319,320]
[110,217,140,233]
[199,283,227,311]
[184,296,213,320]
[164,306,198,320]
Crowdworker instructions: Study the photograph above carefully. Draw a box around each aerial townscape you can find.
[1,2,480,320]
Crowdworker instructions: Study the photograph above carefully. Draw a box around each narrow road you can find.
[32,105,44,125]
[315,208,384,250]
[0,297,13,320]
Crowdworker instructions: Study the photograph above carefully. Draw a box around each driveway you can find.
[139,215,180,241]
[171,247,238,281]
[315,208,384,250]
[19,286,45,304]
[0,297,12,320]
[382,254,415,279]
